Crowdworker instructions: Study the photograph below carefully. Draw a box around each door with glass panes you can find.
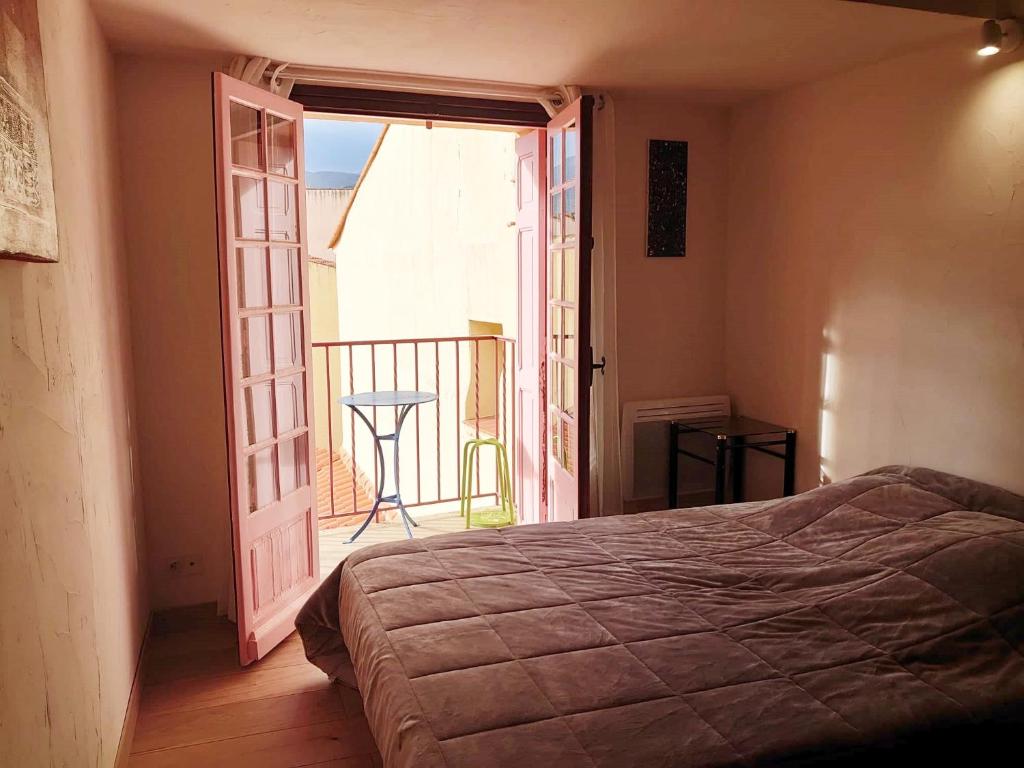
[546,97,593,521]
[213,73,318,665]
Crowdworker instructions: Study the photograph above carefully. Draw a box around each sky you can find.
[303,118,385,174]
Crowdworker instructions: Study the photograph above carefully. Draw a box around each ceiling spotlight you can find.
[978,18,1022,57]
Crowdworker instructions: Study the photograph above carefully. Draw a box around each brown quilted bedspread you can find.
[297,466,1024,767]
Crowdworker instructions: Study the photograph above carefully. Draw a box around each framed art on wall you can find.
[645,139,687,258]
[1,0,59,263]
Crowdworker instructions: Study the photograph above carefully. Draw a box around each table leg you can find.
[783,430,796,496]
[344,416,388,544]
[390,404,419,538]
[731,436,745,504]
[667,422,679,509]
[714,436,727,505]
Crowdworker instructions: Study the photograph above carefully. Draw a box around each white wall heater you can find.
[621,395,731,503]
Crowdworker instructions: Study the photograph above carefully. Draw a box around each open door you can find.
[546,97,594,521]
[515,130,547,524]
[213,73,319,665]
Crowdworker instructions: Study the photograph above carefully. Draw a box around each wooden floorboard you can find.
[131,511,474,765]
[130,612,380,767]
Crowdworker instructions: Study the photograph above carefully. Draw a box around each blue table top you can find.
[340,390,438,408]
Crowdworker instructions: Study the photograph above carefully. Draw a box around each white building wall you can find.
[335,124,518,340]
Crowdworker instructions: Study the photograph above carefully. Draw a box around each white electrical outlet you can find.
[166,555,203,576]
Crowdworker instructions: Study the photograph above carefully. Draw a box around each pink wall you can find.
[114,55,233,610]
[614,96,730,405]
[725,34,1024,496]
[0,0,147,764]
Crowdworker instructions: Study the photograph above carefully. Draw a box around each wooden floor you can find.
[318,509,466,578]
[128,605,380,767]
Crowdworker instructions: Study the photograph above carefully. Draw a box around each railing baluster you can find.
[370,343,378,520]
[414,342,421,505]
[392,342,399,428]
[435,341,441,503]
[473,338,481,496]
[348,344,357,517]
[455,340,461,510]
[325,345,336,518]
[493,337,500,503]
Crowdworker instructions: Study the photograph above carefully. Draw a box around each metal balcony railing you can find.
[311,335,516,523]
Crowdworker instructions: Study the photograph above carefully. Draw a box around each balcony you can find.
[311,334,517,547]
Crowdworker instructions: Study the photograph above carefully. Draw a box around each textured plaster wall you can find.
[0,0,148,765]
[114,54,232,610]
[613,97,730,407]
[725,33,1024,496]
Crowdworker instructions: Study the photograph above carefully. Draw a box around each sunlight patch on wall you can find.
[818,327,839,485]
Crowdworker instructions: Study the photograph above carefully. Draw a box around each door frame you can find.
[222,85,594,543]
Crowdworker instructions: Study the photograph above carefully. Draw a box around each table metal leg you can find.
[345,403,420,544]
[783,430,796,496]
[731,436,745,504]
[390,404,419,537]
[714,436,727,505]
[667,422,679,509]
[344,420,388,544]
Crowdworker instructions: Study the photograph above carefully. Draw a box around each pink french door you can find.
[546,97,593,521]
[515,130,547,525]
[213,73,318,665]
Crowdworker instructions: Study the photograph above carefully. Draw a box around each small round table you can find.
[339,390,438,543]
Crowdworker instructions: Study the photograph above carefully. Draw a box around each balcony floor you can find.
[319,509,466,578]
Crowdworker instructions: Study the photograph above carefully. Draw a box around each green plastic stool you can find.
[460,438,516,529]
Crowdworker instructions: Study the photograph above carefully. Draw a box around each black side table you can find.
[668,416,796,507]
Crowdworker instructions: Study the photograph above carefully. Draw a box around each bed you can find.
[297,466,1024,767]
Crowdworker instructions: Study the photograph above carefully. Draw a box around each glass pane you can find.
[564,126,577,182]
[241,314,272,378]
[267,114,296,177]
[563,248,576,304]
[563,308,576,361]
[549,361,561,414]
[549,192,562,244]
[230,102,263,170]
[247,445,278,512]
[278,435,309,497]
[273,311,303,371]
[550,415,561,463]
[562,364,576,417]
[561,419,574,475]
[233,175,266,240]
[268,180,298,242]
[549,306,562,354]
[243,381,274,446]
[270,247,300,306]
[564,186,576,241]
[236,247,269,309]
[550,131,562,187]
[550,244,562,301]
[275,372,306,434]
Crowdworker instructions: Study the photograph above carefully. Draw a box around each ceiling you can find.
[93,0,975,102]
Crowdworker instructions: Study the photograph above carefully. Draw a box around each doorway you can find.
[302,114,522,574]
[213,76,592,664]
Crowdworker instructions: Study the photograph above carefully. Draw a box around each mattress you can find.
[297,466,1024,767]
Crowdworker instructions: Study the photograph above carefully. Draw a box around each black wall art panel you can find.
[646,139,688,257]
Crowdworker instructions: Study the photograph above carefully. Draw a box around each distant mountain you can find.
[307,170,360,190]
